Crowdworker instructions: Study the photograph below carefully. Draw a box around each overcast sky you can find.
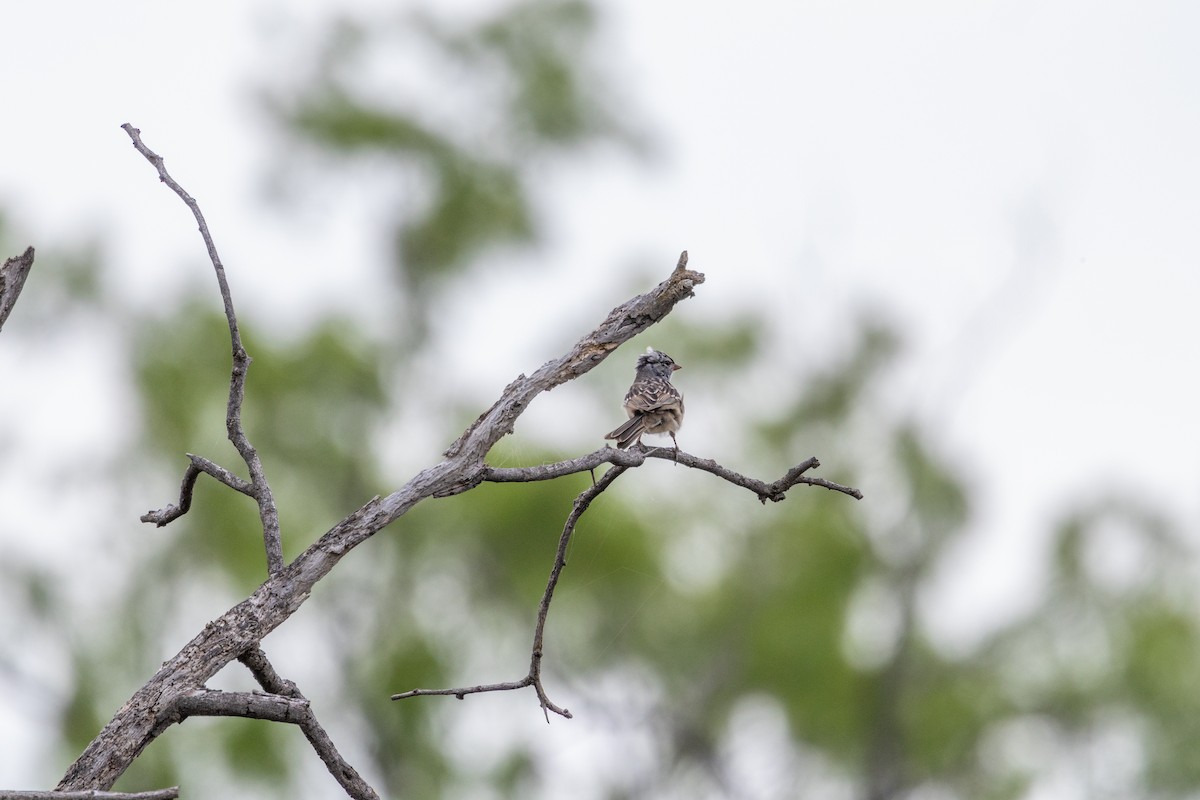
[3,0,1199,790]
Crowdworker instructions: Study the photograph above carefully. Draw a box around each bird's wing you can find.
[623,378,681,413]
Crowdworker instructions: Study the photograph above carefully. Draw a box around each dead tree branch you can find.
[57,230,708,791]
[158,676,379,800]
[0,246,35,332]
[0,790,179,800]
[239,648,381,800]
[172,689,310,723]
[393,464,629,719]
[393,449,861,712]
[482,447,862,502]
[120,124,283,575]
[641,449,862,501]
[49,129,861,796]
[140,454,255,527]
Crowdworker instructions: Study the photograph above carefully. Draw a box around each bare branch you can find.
[32,121,867,800]
[64,244,704,782]
[394,448,861,714]
[483,447,863,502]
[390,678,539,704]
[173,689,310,724]
[185,453,255,495]
[0,246,36,332]
[0,790,178,800]
[527,463,627,718]
[237,646,295,692]
[394,465,629,719]
[139,656,384,800]
[140,454,255,527]
[61,240,853,791]
[121,124,283,575]
[642,450,863,502]
[239,648,381,800]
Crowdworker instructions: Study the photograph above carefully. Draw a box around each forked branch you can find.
[393,447,861,713]
[238,648,380,800]
[393,465,629,719]
[52,126,861,797]
[140,454,255,527]
[482,447,862,502]
[121,124,283,575]
[57,225,707,792]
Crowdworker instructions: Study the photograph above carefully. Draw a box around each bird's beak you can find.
[672,363,682,371]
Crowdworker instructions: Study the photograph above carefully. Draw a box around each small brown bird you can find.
[604,347,685,450]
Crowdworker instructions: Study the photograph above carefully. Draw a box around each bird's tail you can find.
[604,416,645,449]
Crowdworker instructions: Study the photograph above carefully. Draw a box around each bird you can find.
[604,347,685,450]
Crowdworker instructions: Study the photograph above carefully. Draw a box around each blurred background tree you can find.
[2,1,1199,799]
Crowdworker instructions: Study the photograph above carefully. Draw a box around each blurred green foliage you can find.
[270,0,640,305]
[2,2,1200,799]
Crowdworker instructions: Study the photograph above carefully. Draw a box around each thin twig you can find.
[484,447,862,502]
[529,464,627,717]
[239,648,381,800]
[642,450,863,502]
[121,124,283,575]
[390,678,538,704]
[141,454,255,526]
[394,465,628,719]
[0,246,36,333]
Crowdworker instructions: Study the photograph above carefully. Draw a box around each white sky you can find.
[2,0,1200,793]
